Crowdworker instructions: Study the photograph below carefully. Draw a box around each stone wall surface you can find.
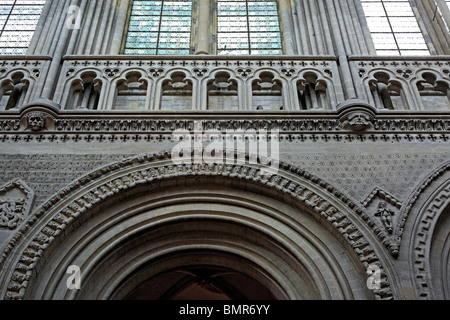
[0,0,449,300]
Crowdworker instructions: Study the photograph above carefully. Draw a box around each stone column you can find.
[110,0,130,54]
[195,0,211,54]
[75,0,96,55]
[293,0,309,55]
[317,0,334,55]
[307,0,325,55]
[325,0,357,100]
[42,0,79,100]
[278,0,296,55]
[66,0,87,54]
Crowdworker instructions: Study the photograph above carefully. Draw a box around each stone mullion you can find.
[195,0,211,55]
[409,0,438,55]
[413,0,450,55]
[110,0,131,55]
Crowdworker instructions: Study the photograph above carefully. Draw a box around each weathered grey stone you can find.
[0,0,449,301]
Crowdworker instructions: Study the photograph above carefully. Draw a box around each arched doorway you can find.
[0,155,392,300]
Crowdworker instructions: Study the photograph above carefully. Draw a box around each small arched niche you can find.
[67,71,102,110]
[160,72,193,111]
[370,72,407,110]
[0,72,29,110]
[417,72,450,111]
[114,71,149,111]
[207,72,239,111]
[252,71,283,111]
[297,72,329,110]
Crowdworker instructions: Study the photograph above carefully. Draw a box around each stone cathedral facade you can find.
[0,0,449,300]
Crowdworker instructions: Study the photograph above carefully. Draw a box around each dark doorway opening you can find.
[125,266,275,300]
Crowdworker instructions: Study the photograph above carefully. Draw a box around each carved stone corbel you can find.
[337,99,377,132]
[19,100,59,132]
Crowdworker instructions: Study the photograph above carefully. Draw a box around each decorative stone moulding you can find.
[0,99,449,138]
[0,180,34,231]
[0,151,395,300]
[412,179,450,299]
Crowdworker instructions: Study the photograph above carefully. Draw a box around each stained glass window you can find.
[217,0,282,55]
[124,0,193,55]
[0,0,45,55]
[361,0,430,56]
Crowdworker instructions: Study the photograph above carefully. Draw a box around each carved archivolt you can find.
[0,152,394,300]
[411,178,450,299]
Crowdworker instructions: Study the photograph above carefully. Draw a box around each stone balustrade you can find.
[350,56,450,111]
[1,55,449,112]
[55,55,343,112]
[0,56,52,111]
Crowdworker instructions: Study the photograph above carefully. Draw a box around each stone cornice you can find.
[1,103,449,136]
